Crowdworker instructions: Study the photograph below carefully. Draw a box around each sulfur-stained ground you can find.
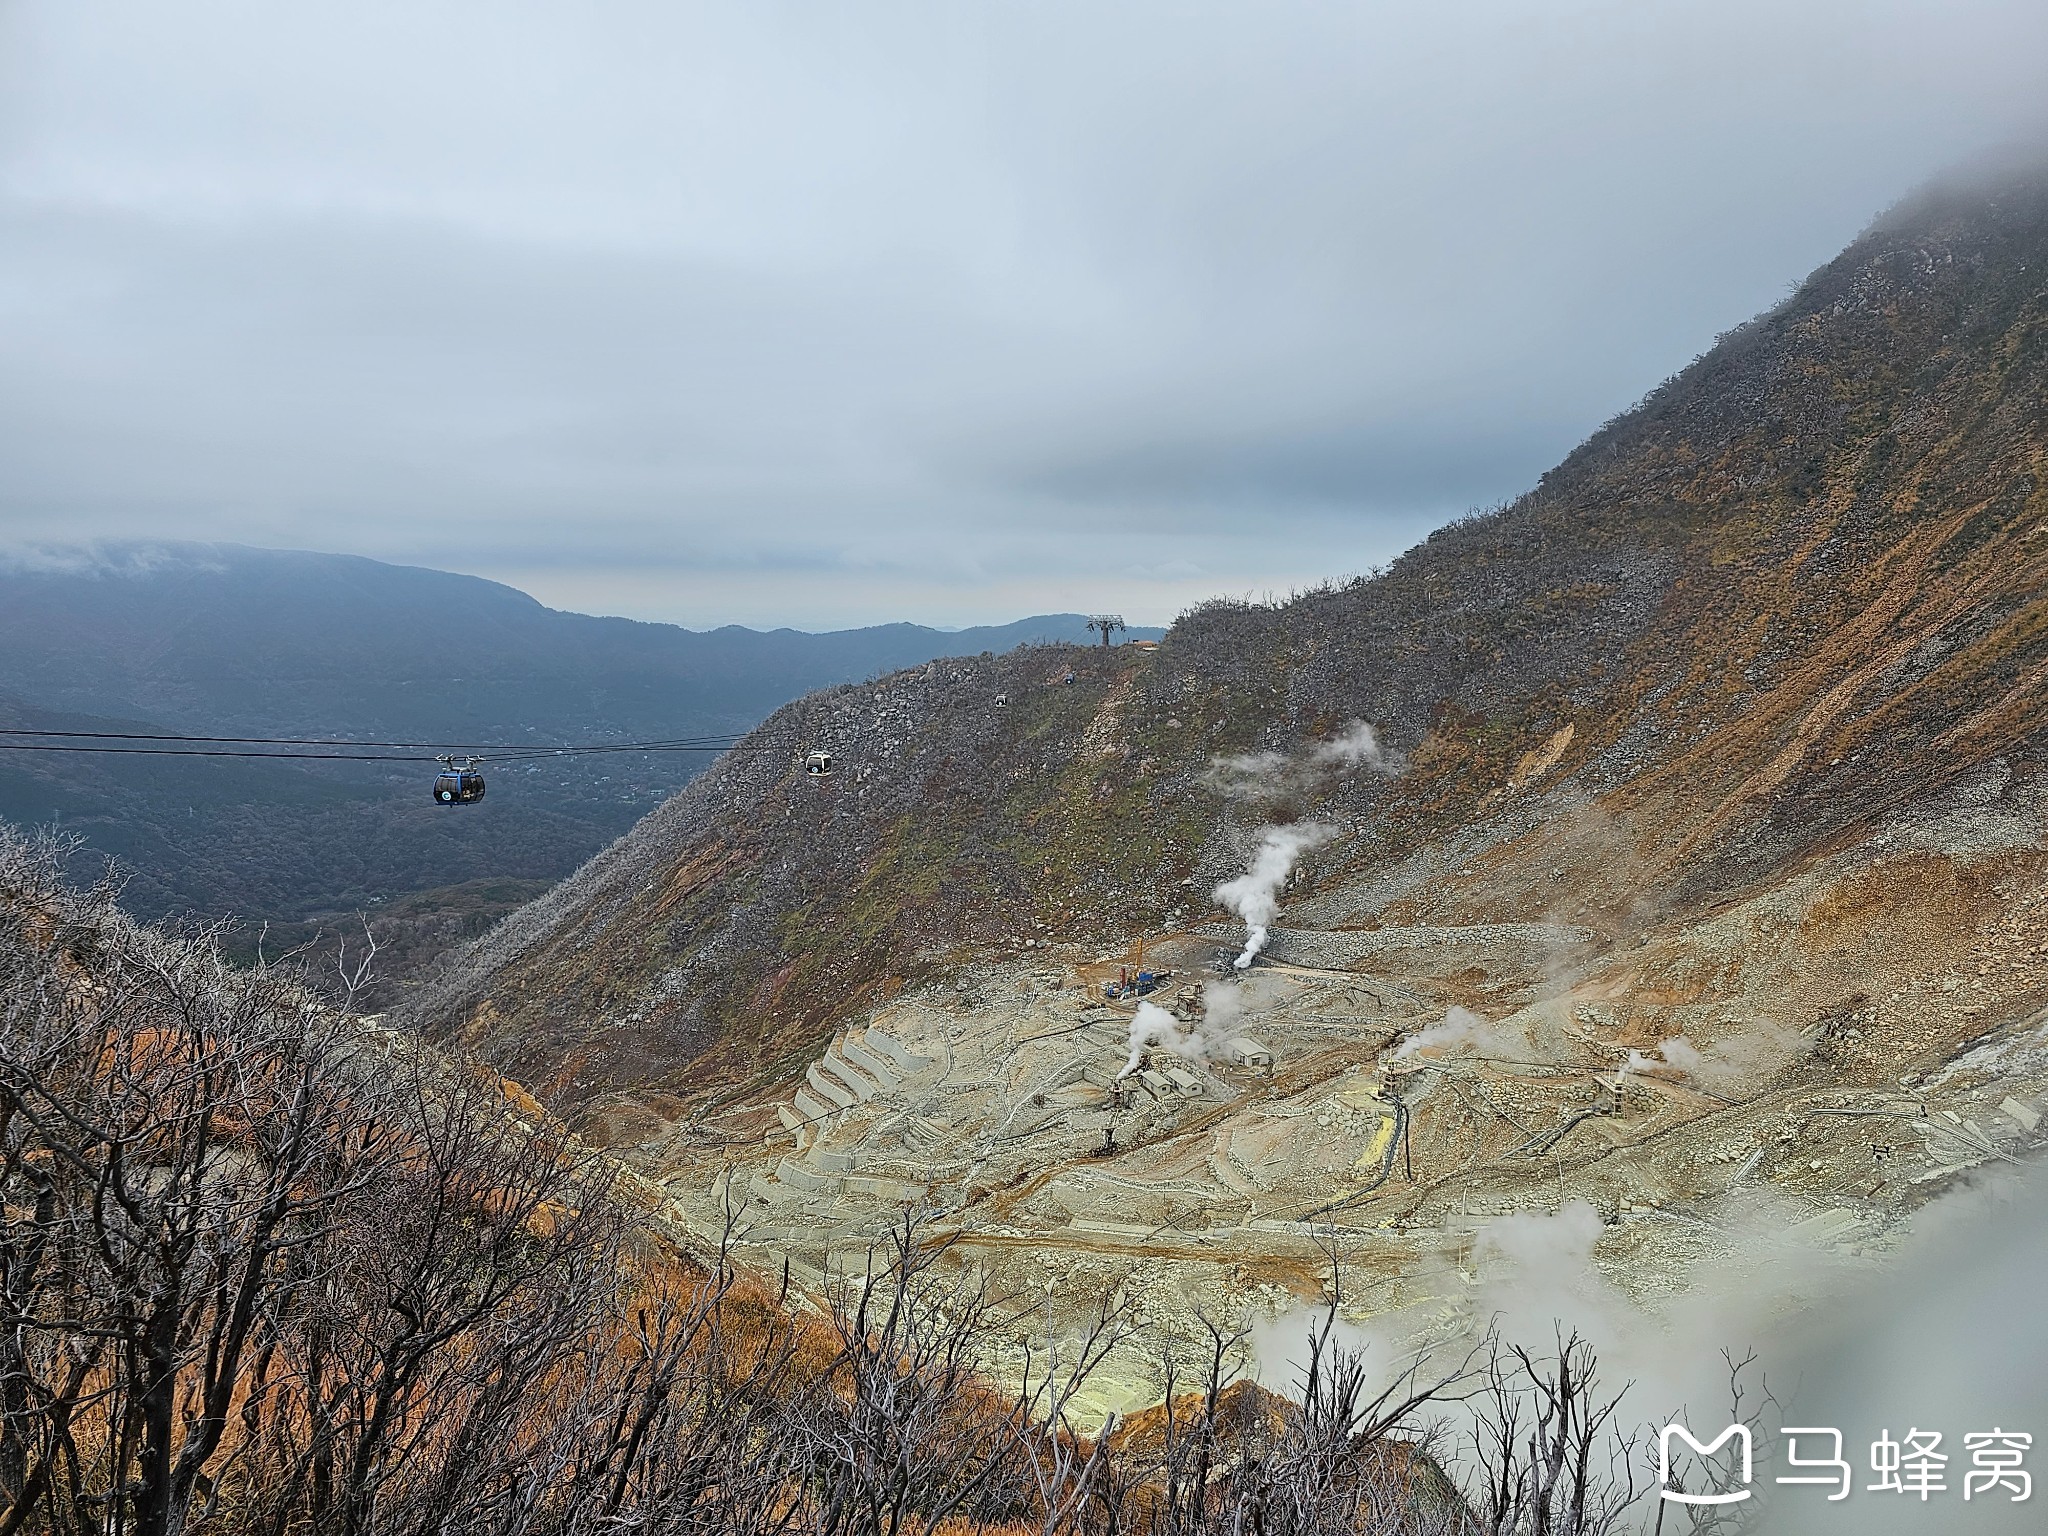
[643,773,2048,1420]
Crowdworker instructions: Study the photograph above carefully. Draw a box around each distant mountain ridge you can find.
[0,543,1162,740]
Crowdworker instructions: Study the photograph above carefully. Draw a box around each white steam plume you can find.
[1199,978,1243,1038]
[1213,822,1335,969]
[1205,720,1399,803]
[1391,1004,1526,1060]
[1115,999,1209,1081]
[1653,1033,1703,1074]
[1308,720,1396,773]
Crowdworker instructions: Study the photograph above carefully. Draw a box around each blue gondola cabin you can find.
[433,765,487,804]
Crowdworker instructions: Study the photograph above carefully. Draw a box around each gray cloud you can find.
[2,0,2045,627]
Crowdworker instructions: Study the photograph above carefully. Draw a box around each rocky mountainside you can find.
[418,164,2048,1133]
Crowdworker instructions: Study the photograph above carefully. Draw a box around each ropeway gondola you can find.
[432,755,487,804]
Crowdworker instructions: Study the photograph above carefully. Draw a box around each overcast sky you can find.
[2,2,2045,629]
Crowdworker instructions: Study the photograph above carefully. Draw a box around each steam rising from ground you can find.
[1467,1196,1834,1444]
[1753,1164,2048,1534]
[1205,722,1397,968]
[1200,979,1244,1040]
[1213,823,1335,969]
[1204,720,1398,804]
[1639,1022,1810,1094]
[1471,1202,1631,1354]
[1245,1169,2048,1531]
[1392,1004,1529,1060]
[1115,1001,1198,1081]
[1464,1171,2048,1533]
[1652,1032,1703,1074]
[1114,983,1245,1080]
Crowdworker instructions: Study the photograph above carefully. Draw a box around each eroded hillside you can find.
[411,166,2048,1402]
[422,167,2048,1103]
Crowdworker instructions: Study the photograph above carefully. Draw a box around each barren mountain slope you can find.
[416,165,2048,1140]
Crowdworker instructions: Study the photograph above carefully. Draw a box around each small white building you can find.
[1162,1066,1205,1097]
[1226,1036,1274,1069]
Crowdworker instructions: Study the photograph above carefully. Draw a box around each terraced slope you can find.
[414,164,2048,1158]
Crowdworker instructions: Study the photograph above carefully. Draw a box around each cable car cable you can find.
[0,725,837,815]
[0,733,774,757]
[0,739,799,761]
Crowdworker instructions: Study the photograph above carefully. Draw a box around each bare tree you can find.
[0,830,638,1536]
[1008,1286,1133,1536]
[0,833,392,1536]
[1465,1327,1644,1536]
[1098,1276,1479,1536]
[1650,1350,1772,1536]
[797,1211,1039,1536]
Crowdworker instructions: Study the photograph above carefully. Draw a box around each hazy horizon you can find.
[0,535,1179,636]
[4,1,2046,629]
